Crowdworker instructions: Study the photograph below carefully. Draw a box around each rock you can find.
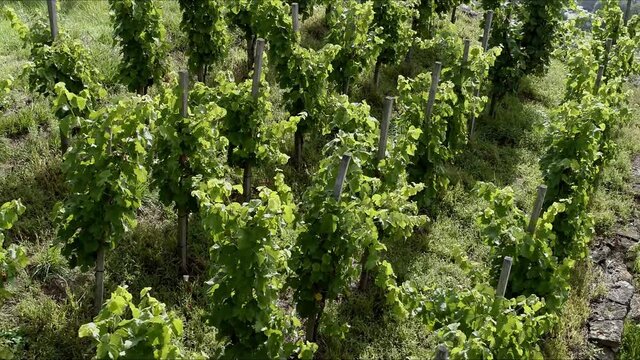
[589,320,624,348]
[606,281,635,306]
[592,245,611,264]
[590,301,628,321]
[594,345,616,360]
[628,294,640,322]
[604,258,634,284]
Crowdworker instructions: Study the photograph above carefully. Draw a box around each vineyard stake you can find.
[603,38,613,79]
[292,3,300,33]
[595,65,605,94]
[462,39,471,65]
[94,246,105,313]
[624,0,633,26]
[496,256,513,298]
[359,97,393,291]
[252,39,266,99]
[178,70,189,276]
[527,185,547,234]
[333,155,351,201]
[48,0,68,154]
[482,10,494,51]
[377,97,394,162]
[435,344,449,360]
[243,39,266,202]
[47,0,58,40]
[425,62,442,123]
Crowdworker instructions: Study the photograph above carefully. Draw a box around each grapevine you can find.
[194,174,316,359]
[108,0,168,94]
[177,0,228,82]
[0,200,27,303]
[326,0,383,94]
[79,286,184,359]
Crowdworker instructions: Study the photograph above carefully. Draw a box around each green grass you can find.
[0,2,639,359]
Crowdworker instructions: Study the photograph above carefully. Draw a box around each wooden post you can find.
[496,256,513,298]
[435,344,449,360]
[292,3,300,33]
[482,10,494,51]
[625,0,633,26]
[462,39,471,65]
[359,98,393,291]
[178,71,189,276]
[377,97,394,162]
[425,62,442,122]
[527,185,547,234]
[603,38,613,79]
[451,6,458,24]
[49,0,68,154]
[243,39,266,202]
[47,0,58,40]
[252,39,266,99]
[333,155,351,201]
[94,246,105,313]
[595,65,605,94]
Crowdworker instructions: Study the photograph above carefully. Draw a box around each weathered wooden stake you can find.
[527,185,547,234]
[462,39,471,64]
[47,0,58,40]
[602,38,613,79]
[292,3,300,33]
[178,71,190,276]
[252,39,266,99]
[377,97,394,162]
[333,155,351,201]
[595,65,605,94]
[48,0,68,154]
[482,10,494,51]
[94,246,105,313]
[425,62,442,122]
[625,0,633,26]
[496,256,513,298]
[359,98,393,291]
[435,344,449,360]
[243,39,266,201]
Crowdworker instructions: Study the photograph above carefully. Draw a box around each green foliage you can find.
[0,200,27,303]
[3,7,101,96]
[476,183,571,310]
[420,22,501,150]
[0,77,11,108]
[52,82,107,139]
[327,0,383,92]
[108,0,168,93]
[178,0,228,81]
[151,80,228,213]
[194,174,316,359]
[540,90,629,261]
[57,97,154,269]
[423,285,555,359]
[373,0,416,67]
[397,71,458,207]
[484,1,526,101]
[79,286,183,359]
[283,44,340,135]
[206,72,299,170]
[620,322,640,360]
[520,0,570,75]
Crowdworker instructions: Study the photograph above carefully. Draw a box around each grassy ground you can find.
[1,1,640,359]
